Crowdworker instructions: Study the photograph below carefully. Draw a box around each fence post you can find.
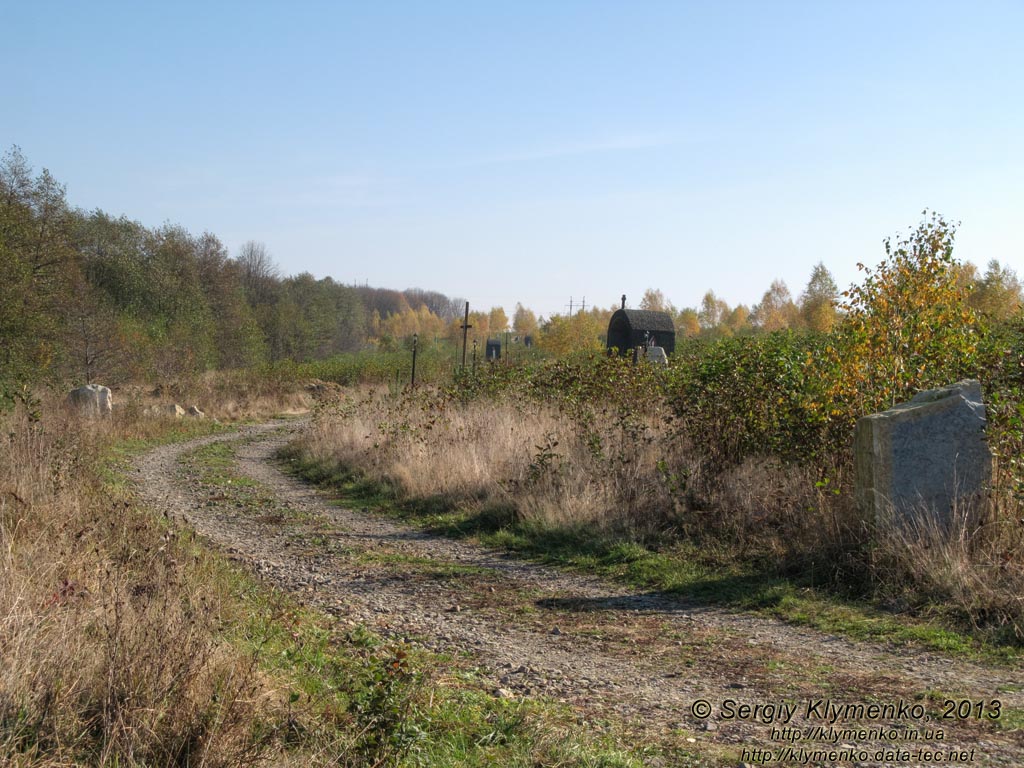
[411,333,418,388]
[460,301,472,370]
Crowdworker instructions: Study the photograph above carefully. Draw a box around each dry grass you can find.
[869,494,1024,636]
[707,457,859,565]
[0,390,335,766]
[301,389,680,537]
[113,370,319,422]
[300,388,856,556]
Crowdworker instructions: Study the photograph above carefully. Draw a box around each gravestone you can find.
[645,346,668,365]
[854,380,991,530]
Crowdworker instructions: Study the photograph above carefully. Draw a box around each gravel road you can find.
[134,420,1024,766]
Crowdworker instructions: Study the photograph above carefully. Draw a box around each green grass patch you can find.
[98,418,230,490]
[184,439,261,487]
[181,436,314,523]
[354,550,492,579]
[995,706,1024,733]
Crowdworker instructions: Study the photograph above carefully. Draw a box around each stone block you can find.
[67,384,113,418]
[854,380,991,530]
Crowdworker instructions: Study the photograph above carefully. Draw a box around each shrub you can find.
[816,212,982,447]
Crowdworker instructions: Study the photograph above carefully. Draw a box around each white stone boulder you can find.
[66,384,113,418]
[187,405,205,418]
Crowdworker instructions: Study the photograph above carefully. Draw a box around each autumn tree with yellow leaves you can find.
[816,211,980,421]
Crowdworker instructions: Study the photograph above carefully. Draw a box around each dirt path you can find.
[134,421,1024,766]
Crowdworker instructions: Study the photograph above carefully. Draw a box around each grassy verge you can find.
[283,454,1021,664]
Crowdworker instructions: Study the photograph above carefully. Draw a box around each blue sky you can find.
[3,1,1022,318]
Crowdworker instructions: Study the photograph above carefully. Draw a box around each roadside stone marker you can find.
[854,380,991,530]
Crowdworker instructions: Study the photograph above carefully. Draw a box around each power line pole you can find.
[566,296,588,314]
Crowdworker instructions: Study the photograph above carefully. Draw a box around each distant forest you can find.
[0,148,481,386]
[3,146,1021,389]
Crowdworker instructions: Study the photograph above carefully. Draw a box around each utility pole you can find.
[580,296,587,313]
[460,301,472,370]
[566,297,574,315]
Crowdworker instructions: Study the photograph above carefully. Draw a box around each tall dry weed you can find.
[301,389,681,536]
[0,401,290,765]
[869,494,1024,636]
[300,387,857,552]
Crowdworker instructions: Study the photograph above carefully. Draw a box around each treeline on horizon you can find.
[3,146,1022,390]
